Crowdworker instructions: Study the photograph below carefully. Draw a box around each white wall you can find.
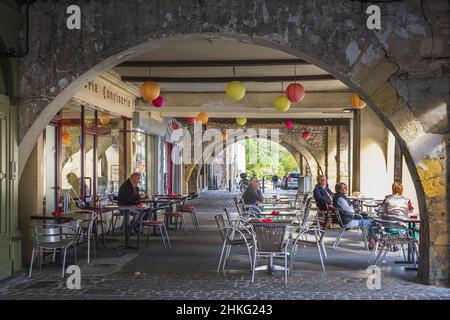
[360,107,391,200]
[360,108,419,207]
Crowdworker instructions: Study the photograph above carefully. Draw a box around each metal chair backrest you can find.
[223,208,233,226]
[328,205,347,228]
[252,223,287,253]
[32,223,78,247]
[233,197,243,216]
[300,198,312,227]
[215,214,227,242]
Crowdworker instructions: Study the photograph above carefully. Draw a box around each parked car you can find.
[286,172,300,189]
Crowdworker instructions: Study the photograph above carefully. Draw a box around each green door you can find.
[0,96,12,279]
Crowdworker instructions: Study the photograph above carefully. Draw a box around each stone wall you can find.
[15,0,450,284]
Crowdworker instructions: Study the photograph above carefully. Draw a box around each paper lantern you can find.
[222,131,228,142]
[198,112,209,124]
[62,131,71,147]
[236,118,247,126]
[152,96,164,108]
[274,95,291,112]
[99,114,110,125]
[226,80,246,101]
[171,122,179,130]
[187,117,198,125]
[352,94,366,109]
[140,81,160,101]
[301,130,311,141]
[284,120,294,129]
[286,83,305,102]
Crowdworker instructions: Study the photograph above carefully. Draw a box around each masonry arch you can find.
[17,1,448,284]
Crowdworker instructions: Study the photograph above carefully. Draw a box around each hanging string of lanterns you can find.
[351,93,366,109]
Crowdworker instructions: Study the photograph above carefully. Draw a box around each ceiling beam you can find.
[158,110,353,119]
[116,59,309,68]
[204,119,351,126]
[122,75,335,83]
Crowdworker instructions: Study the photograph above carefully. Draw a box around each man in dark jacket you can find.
[313,176,334,211]
[242,177,264,213]
[118,172,149,232]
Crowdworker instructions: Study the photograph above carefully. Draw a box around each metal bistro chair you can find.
[368,217,418,267]
[180,198,200,231]
[252,223,290,284]
[29,221,79,278]
[331,205,369,250]
[139,217,172,250]
[215,214,254,273]
[72,210,98,264]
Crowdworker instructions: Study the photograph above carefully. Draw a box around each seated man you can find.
[313,175,334,211]
[242,177,264,214]
[313,175,334,228]
[333,182,376,248]
[118,172,150,232]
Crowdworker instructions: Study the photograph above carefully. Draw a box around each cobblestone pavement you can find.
[1,191,449,300]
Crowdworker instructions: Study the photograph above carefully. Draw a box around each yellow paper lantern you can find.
[352,94,366,109]
[198,112,209,124]
[140,81,160,101]
[99,114,110,125]
[226,80,246,101]
[62,131,71,147]
[236,118,247,126]
[274,95,291,112]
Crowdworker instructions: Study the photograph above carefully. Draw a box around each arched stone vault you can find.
[17,0,449,285]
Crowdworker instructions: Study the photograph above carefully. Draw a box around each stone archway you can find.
[17,0,448,284]
[185,134,321,193]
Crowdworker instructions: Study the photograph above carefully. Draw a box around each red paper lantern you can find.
[286,83,305,103]
[171,122,179,130]
[284,120,294,128]
[301,130,311,141]
[187,117,198,125]
[152,96,164,108]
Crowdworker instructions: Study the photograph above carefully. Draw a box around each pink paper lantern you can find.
[301,130,311,141]
[286,83,305,103]
[152,96,164,107]
[187,117,197,125]
[284,120,294,128]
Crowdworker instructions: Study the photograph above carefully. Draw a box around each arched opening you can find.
[18,33,438,284]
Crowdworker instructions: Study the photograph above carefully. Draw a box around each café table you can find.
[104,204,152,250]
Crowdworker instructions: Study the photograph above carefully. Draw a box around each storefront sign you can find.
[73,75,137,118]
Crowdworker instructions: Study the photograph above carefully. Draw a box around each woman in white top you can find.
[380,182,413,218]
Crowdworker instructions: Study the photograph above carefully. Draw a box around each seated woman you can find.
[333,182,376,248]
[379,182,417,242]
[380,182,413,218]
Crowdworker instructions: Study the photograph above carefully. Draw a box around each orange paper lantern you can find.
[140,81,160,101]
[222,131,228,142]
[352,94,366,109]
[198,112,209,124]
[62,131,71,147]
[99,114,110,125]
